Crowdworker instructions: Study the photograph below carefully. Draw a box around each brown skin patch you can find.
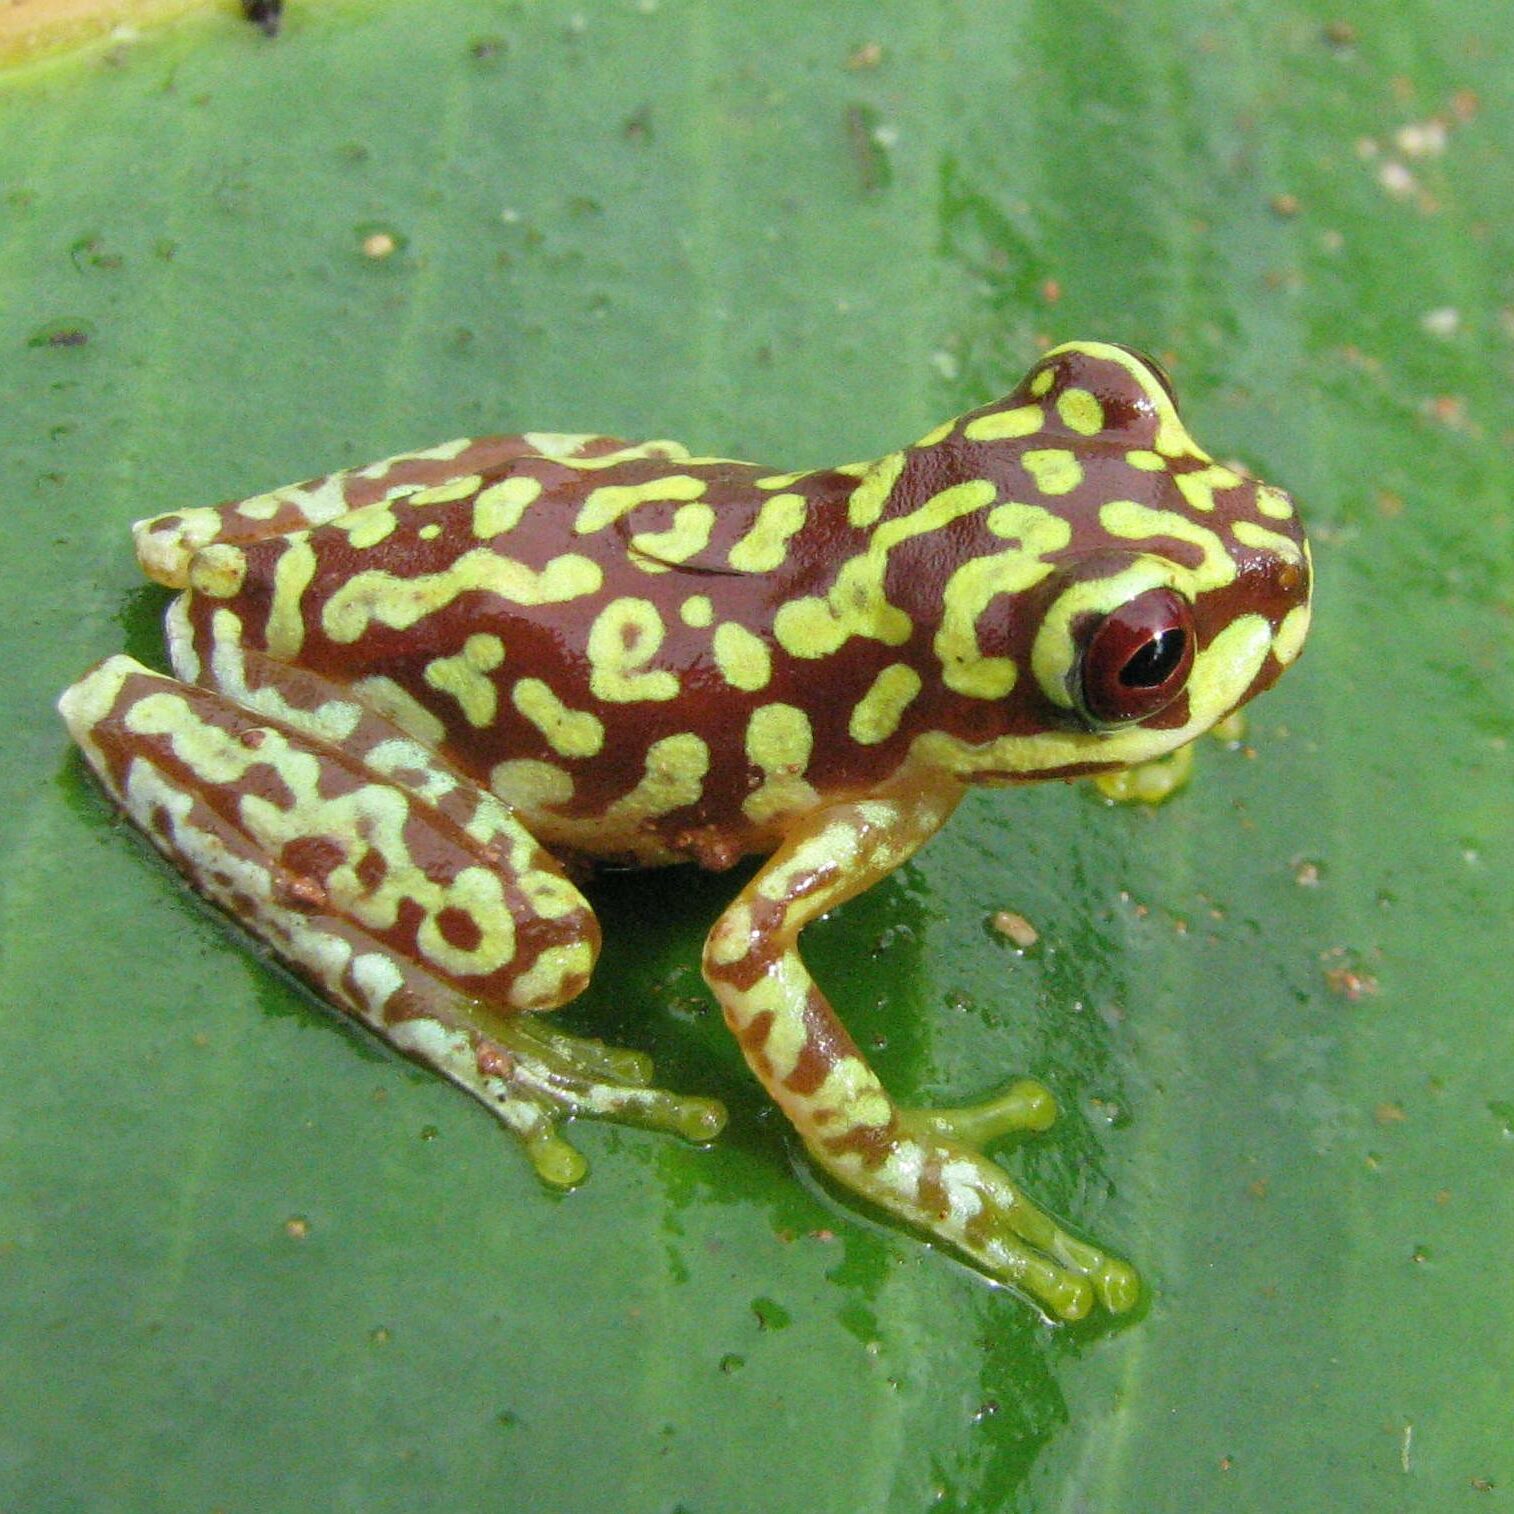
[435,904,484,954]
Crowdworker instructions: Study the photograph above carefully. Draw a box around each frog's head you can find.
[904,341,1311,783]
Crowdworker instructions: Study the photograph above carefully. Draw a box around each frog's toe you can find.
[902,1078,1057,1146]
[1092,741,1195,805]
[859,1123,1139,1320]
[972,1175,1141,1321]
[479,1014,727,1186]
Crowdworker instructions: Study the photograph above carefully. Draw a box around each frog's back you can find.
[166,445,891,868]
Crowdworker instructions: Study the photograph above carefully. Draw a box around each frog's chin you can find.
[914,611,1278,785]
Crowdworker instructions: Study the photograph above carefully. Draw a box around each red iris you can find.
[1079,587,1195,725]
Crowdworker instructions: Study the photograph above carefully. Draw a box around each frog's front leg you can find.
[702,779,1138,1320]
[58,655,723,1187]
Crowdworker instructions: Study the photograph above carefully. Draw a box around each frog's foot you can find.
[454,1013,726,1187]
[893,1082,1136,1316]
[1092,740,1194,805]
[59,654,723,1191]
[889,1103,1138,1319]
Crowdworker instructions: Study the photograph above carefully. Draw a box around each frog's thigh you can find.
[702,784,1137,1320]
[133,431,685,588]
[59,654,722,1185]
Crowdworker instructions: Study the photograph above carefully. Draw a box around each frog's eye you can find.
[1079,587,1195,725]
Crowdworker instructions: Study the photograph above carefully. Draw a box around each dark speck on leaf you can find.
[243,0,283,36]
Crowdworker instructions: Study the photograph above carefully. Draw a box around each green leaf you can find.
[3,3,1511,1510]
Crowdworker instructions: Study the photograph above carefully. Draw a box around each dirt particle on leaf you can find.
[1395,118,1449,159]
[1325,963,1380,1001]
[846,41,883,70]
[989,909,1039,949]
[1377,160,1417,199]
[283,1215,310,1240]
[361,229,398,259]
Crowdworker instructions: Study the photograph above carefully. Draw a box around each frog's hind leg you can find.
[702,778,1138,1320]
[134,432,692,588]
[58,654,724,1188]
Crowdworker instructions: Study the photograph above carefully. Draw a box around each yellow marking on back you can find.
[934,501,1072,698]
[1030,368,1056,398]
[574,475,707,534]
[1021,448,1083,496]
[407,474,483,507]
[874,478,998,553]
[774,479,997,660]
[616,732,708,817]
[728,492,807,571]
[334,500,400,550]
[424,633,506,728]
[772,558,913,660]
[630,502,716,570]
[490,757,574,810]
[680,595,714,628]
[418,524,442,541]
[265,539,317,660]
[757,471,806,490]
[473,476,543,538]
[586,597,680,702]
[524,435,690,467]
[712,622,772,692]
[1126,449,1168,471]
[744,703,818,824]
[848,664,922,745]
[512,677,605,758]
[846,452,906,528]
[524,734,710,857]
[1174,464,1244,514]
[1057,388,1104,436]
[323,551,602,643]
[913,419,955,448]
[963,405,1042,442]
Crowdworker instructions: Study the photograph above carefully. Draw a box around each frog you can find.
[58,342,1311,1320]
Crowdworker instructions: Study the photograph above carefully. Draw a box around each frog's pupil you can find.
[1119,629,1185,688]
